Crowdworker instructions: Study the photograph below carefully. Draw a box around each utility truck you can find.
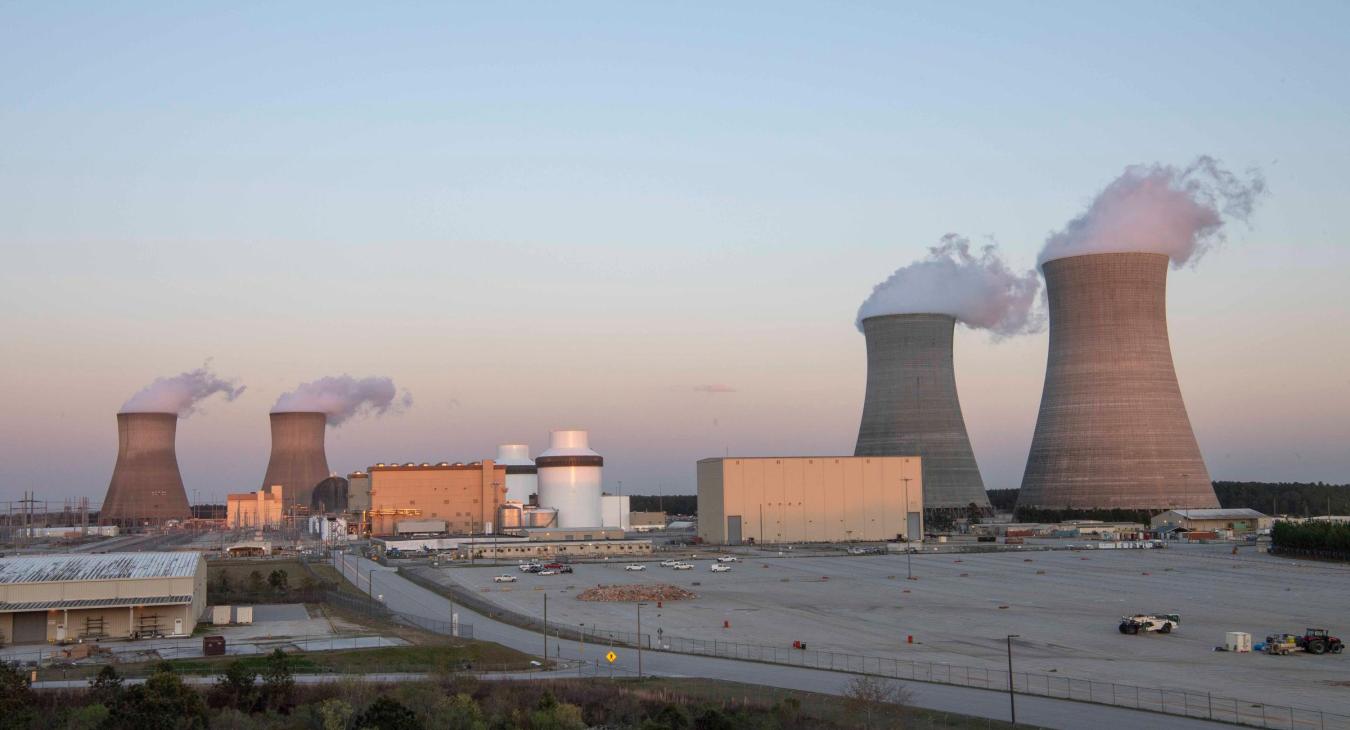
[1119,614,1180,635]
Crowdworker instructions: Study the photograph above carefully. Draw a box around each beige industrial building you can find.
[367,461,508,536]
[0,552,207,645]
[470,539,653,560]
[1150,508,1272,535]
[226,485,286,529]
[698,456,924,544]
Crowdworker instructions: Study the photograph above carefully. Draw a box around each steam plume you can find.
[856,235,1041,337]
[1040,156,1265,267]
[272,375,413,426]
[120,363,245,416]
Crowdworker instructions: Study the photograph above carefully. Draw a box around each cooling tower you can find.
[854,314,990,511]
[536,429,603,528]
[1018,252,1218,510]
[101,412,192,526]
[496,444,538,503]
[260,411,331,512]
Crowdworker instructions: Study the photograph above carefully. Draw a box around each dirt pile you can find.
[576,584,697,602]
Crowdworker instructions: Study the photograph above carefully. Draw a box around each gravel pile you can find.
[576,584,698,602]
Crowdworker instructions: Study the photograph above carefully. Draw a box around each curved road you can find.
[337,555,1233,730]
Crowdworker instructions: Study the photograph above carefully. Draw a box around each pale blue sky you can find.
[2,2,1348,503]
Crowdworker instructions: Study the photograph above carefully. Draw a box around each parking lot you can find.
[421,543,1350,715]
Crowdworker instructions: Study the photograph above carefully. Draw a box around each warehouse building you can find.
[367,461,508,536]
[698,456,924,544]
[0,552,207,645]
[1150,508,1272,535]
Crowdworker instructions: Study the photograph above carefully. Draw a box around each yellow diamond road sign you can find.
[605,651,617,664]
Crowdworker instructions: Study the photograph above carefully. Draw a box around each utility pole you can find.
[543,592,548,663]
[637,602,646,678]
[1006,635,1020,724]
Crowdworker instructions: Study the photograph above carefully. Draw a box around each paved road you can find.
[336,554,1233,730]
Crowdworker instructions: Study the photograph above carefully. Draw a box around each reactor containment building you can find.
[854,313,990,512]
[1018,252,1219,511]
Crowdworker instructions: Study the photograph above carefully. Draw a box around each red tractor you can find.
[1299,629,1344,655]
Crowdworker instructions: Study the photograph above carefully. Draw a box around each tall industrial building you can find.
[495,444,538,503]
[536,429,603,528]
[260,411,331,512]
[101,412,193,526]
[854,314,990,512]
[1018,252,1219,510]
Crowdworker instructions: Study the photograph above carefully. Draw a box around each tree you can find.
[247,570,265,595]
[353,697,423,730]
[216,572,232,596]
[640,703,692,730]
[0,661,34,730]
[212,660,257,712]
[316,698,354,730]
[103,666,209,730]
[89,665,124,706]
[267,569,289,593]
[967,502,983,526]
[843,674,910,730]
[261,649,294,710]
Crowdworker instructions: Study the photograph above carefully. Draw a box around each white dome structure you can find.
[535,429,603,528]
[495,443,538,503]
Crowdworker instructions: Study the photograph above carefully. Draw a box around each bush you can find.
[353,697,422,730]
[103,667,209,730]
[210,661,257,712]
[1272,520,1350,553]
[0,662,35,730]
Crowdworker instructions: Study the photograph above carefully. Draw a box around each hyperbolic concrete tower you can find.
[261,411,331,512]
[855,314,990,511]
[1018,252,1219,510]
[102,412,192,526]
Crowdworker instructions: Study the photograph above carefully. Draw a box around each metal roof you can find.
[0,594,192,612]
[0,552,201,585]
[1166,509,1266,520]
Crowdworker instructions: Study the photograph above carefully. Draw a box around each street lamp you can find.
[902,476,914,580]
[1006,634,1020,724]
[636,602,647,678]
[578,623,586,675]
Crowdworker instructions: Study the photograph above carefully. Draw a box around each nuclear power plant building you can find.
[1019,252,1219,510]
[698,456,924,544]
[854,314,990,512]
[101,412,192,526]
[366,461,509,536]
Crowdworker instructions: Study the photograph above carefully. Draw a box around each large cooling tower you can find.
[1018,252,1218,510]
[260,411,331,511]
[496,444,538,503]
[101,412,192,526]
[536,429,603,528]
[855,314,990,511]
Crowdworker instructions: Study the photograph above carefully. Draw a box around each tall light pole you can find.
[578,623,586,675]
[543,592,548,663]
[636,602,647,678]
[902,476,914,580]
[1006,634,1020,724]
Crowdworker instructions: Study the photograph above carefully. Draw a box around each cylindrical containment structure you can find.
[261,411,331,512]
[535,429,603,528]
[101,412,192,526]
[854,314,989,511]
[1019,252,1218,510]
[496,443,538,503]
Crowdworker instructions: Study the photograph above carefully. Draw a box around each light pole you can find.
[902,477,914,580]
[578,623,586,675]
[1006,634,1020,724]
[368,569,376,611]
[543,592,548,663]
[636,602,647,678]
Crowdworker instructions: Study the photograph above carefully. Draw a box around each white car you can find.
[659,560,680,568]
[518,562,540,572]
[492,574,517,583]
[671,563,693,571]
[716,555,739,563]
[538,569,558,576]
[624,564,646,571]
[710,564,732,573]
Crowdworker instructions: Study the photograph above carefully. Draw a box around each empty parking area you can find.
[423,545,1350,715]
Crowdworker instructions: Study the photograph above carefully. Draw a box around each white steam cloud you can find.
[1040,156,1265,268]
[856,235,1042,337]
[272,375,413,426]
[120,363,245,416]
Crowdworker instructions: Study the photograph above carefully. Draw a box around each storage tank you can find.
[524,507,559,528]
[496,444,538,503]
[499,503,524,530]
[536,429,603,528]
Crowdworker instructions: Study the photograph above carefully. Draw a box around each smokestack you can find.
[1018,252,1219,510]
[260,411,331,511]
[855,314,989,511]
[101,412,192,526]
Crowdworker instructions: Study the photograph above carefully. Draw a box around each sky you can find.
[2,2,1349,505]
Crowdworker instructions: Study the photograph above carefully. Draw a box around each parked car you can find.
[518,562,541,572]
[710,564,732,573]
[558,565,574,574]
[672,563,693,571]
[538,569,558,576]
[659,560,680,568]
[716,556,740,563]
[625,564,646,571]
[493,574,517,583]
[543,562,565,570]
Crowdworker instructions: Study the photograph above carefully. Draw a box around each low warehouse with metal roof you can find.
[0,552,206,645]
